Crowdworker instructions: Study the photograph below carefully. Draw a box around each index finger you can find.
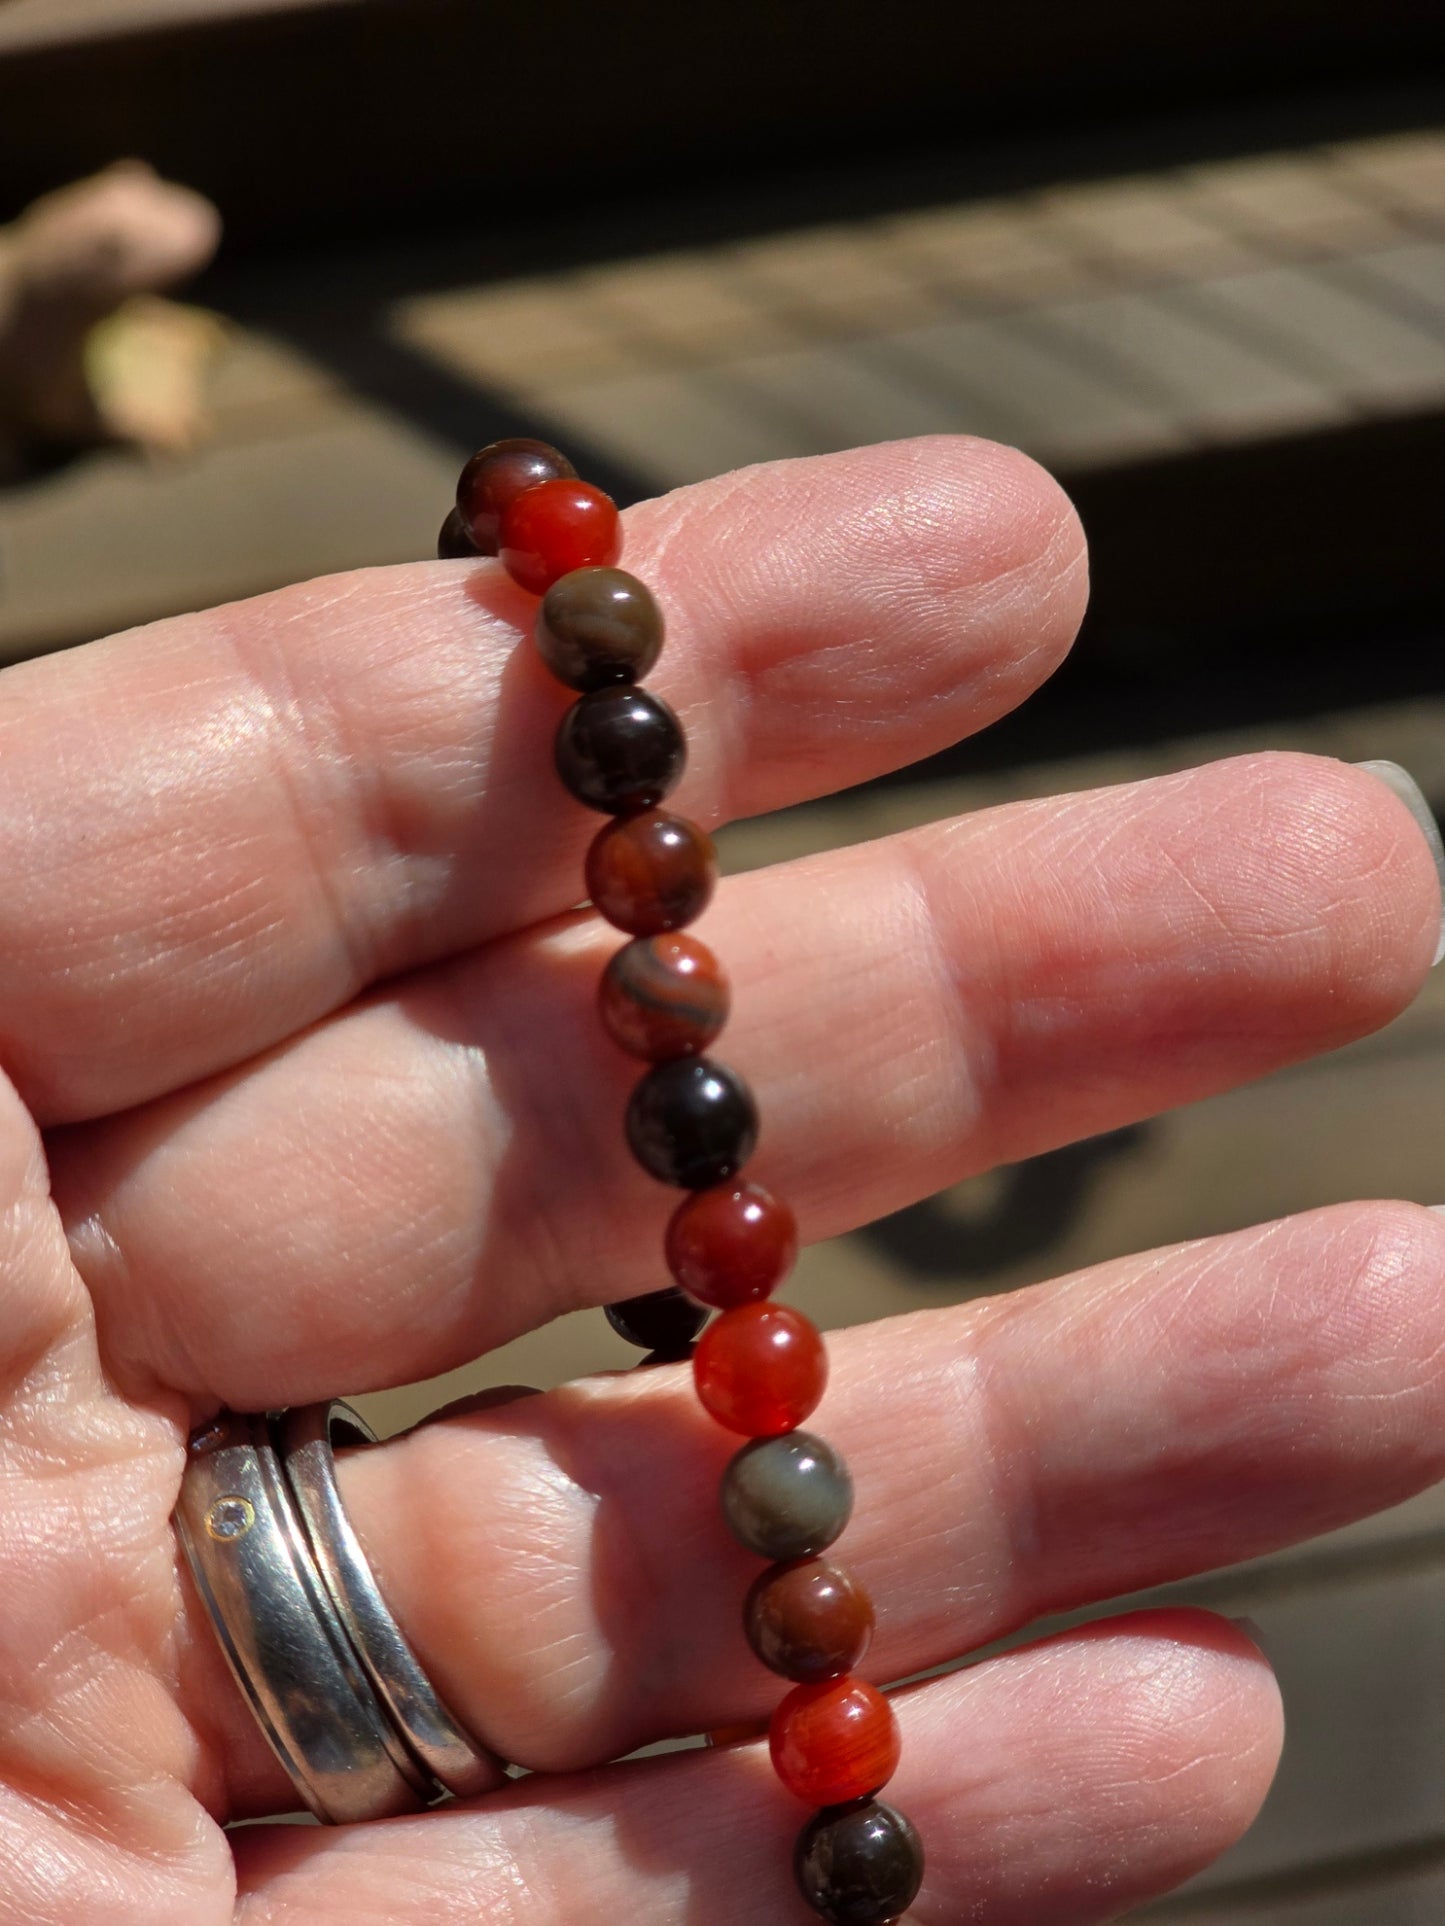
[0,437,1085,1124]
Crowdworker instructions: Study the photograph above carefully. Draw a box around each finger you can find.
[229,1613,1281,1925]
[0,438,1085,1124]
[194,1200,1441,1808]
[55,752,1440,1403]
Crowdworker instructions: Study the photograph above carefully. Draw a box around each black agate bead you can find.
[604,1286,707,1356]
[625,1056,759,1189]
[794,1799,925,1925]
[555,687,686,815]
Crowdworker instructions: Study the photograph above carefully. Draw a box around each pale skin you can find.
[0,435,1441,1923]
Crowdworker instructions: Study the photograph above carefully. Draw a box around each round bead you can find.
[586,811,716,936]
[770,1679,901,1807]
[694,1305,826,1437]
[555,688,685,815]
[456,438,576,554]
[745,1559,874,1683]
[600,933,729,1060]
[794,1800,925,1925]
[536,567,663,691]
[605,1286,707,1356]
[721,1430,852,1555]
[437,506,480,559]
[666,1181,798,1307]
[499,478,621,594]
[625,1056,758,1190]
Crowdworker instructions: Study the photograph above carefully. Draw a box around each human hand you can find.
[1,438,1441,1923]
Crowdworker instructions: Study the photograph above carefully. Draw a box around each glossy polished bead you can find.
[600,933,729,1060]
[437,506,480,559]
[499,478,621,594]
[586,811,716,935]
[605,1286,707,1356]
[794,1799,925,1925]
[721,1430,852,1555]
[770,1679,901,1807]
[556,688,685,815]
[745,1559,874,1683]
[666,1181,797,1307]
[537,567,663,691]
[626,1056,758,1190]
[694,1305,826,1437]
[456,438,576,554]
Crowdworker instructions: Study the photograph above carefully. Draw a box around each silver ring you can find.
[174,1410,433,1824]
[277,1400,506,1799]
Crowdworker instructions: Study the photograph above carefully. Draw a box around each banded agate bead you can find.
[600,933,729,1060]
[745,1558,874,1683]
[586,811,716,935]
[456,438,575,554]
[770,1678,901,1807]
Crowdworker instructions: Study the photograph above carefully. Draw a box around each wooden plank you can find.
[1178,151,1407,256]
[882,202,1100,308]
[1025,288,1349,442]
[726,226,949,334]
[1349,240,1445,328]
[1148,1860,1445,1922]
[1178,264,1445,410]
[1036,177,1263,281]
[885,312,1183,463]
[571,254,798,362]
[722,342,979,452]
[0,0,349,51]
[515,368,806,488]
[0,409,452,657]
[1327,132,1445,230]
[394,281,643,388]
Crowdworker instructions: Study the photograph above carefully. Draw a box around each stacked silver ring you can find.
[174,1400,506,1824]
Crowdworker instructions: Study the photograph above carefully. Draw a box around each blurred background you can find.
[2,1,1444,1915]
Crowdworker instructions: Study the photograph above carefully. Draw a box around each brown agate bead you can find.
[745,1560,874,1684]
[600,932,729,1060]
[456,438,576,554]
[666,1181,798,1307]
[537,567,663,692]
[586,811,717,935]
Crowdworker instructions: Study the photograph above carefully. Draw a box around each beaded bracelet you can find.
[441,442,925,1925]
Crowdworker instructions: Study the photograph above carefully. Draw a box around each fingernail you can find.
[1354,761,1445,966]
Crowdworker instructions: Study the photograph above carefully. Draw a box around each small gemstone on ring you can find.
[206,1495,255,1541]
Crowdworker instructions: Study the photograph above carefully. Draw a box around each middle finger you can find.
[53,751,1438,1404]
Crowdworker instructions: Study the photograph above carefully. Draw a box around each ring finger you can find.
[192,1199,1445,1814]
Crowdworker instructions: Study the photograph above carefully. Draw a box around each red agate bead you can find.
[499,478,621,593]
[769,1677,901,1806]
[692,1303,826,1436]
[666,1181,797,1307]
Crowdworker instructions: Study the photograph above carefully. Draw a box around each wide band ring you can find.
[175,1409,433,1824]
[278,1399,506,1800]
